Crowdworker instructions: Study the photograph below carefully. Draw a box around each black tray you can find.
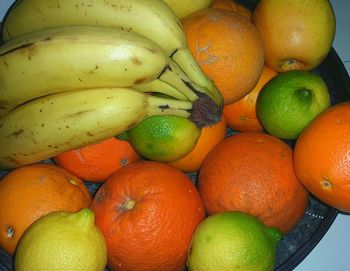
[1,0,350,270]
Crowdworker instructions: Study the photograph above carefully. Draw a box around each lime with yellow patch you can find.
[186,211,281,271]
[127,115,201,162]
[256,70,330,139]
[14,208,107,271]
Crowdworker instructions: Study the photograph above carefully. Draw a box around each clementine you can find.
[54,137,140,182]
[90,161,205,271]
[198,132,309,233]
[167,116,227,172]
[294,102,350,213]
[211,0,252,19]
[0,163,91,255]
[223,65,278,132]
[182,7,264,105]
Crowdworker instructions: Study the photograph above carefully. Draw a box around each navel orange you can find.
[223,65,278,132]
[0,163,91,255]
[91,161,205,271]
[182,7,264,105]
[54,137,140,182]
[294,102,350,213]
[198,132,309,233]
[211,0,252,19]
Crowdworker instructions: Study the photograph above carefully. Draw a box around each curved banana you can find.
[161,0,213,19]
[0,26,209,117]
[1,0,223,106]
[132,79,188,101]
[0,87,193,169]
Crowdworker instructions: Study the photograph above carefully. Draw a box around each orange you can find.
[294,102,350,212]
[0,163,91,255]
[198,132,309,233]
[252,0,335,72]
[211,0,252,19]
[90,161,205,271]
[168,116,227,172]
[182,7,265,105]
[223,65,278,132]
[54,137,140,182]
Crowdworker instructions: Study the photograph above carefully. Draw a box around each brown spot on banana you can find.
[65,109,94,118]
[144,47,158,54]
[86,65,99,75]
[131,57,143,65]
[0,101,9,110]
[9,129,24,137]
[3,155,21,167]
[158,105,170,111]
[120,26,133,32]
[43,36,52,41]
[1,60,9,68]
[134,77,148,84]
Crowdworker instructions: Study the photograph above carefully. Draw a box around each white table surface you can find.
[0,1,349,270]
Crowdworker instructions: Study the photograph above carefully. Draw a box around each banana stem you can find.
[171,47,223,106]
[145,92,222,128]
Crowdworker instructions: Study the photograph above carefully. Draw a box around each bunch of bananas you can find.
[0,0,223,169]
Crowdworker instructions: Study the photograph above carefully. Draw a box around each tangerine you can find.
[198,132,309,233]
[90,161,205,271]
[223,65,278,132]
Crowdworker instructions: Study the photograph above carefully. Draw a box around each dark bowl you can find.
[1,0,350,270]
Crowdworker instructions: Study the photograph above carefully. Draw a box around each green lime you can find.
[15,208,107,271]
[126,115,201,162]
[187,211,282,271]
[256,70,330,139]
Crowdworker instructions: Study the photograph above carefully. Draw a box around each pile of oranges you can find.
[0,0,349,270]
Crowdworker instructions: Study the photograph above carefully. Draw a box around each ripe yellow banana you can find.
[1,0,223,106]
[161,0,213,19]
[0,26,209,117]
[0,87,193,169]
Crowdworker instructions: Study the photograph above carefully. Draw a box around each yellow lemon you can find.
[15,208,107,271]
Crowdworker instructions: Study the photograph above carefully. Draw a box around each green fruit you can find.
[15,208,107,271]
[257,70,330,139]
[127,115,201,162]
[187,211,282,271]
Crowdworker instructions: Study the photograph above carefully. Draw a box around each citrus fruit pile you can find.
[0,0,348,271]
